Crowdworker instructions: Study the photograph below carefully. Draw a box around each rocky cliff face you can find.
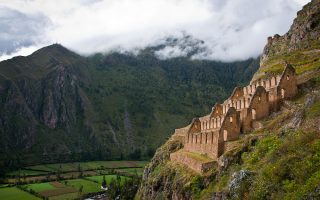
[0,45,90,161]
[253,0,320,81]
[261,0,320,62]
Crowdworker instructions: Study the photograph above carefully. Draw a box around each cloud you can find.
[0,6,49,54]
[0,0,311,62]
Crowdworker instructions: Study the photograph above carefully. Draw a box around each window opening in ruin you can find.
[230,117,233,123]
[281,88,285,99]
[211,132,214,144]
[287,75,290,80]
[252,109,256,120]
[223,130,228,141]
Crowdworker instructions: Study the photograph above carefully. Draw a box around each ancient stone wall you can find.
[278,65,298,99]
[185,130,220,159]
[221,107,241,142]
[170,64,298,173]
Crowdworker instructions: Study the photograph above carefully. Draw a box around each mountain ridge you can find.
[0,42,259,172]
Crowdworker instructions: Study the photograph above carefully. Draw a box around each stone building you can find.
[170,64,298,173]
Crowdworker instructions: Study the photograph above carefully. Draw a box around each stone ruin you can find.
[170,64,298,173]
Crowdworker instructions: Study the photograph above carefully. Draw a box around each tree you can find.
[77,164,81,172]
[102,175,107,188]
[79,185,83,195]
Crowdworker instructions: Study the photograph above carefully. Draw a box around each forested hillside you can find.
[0,43,258,172]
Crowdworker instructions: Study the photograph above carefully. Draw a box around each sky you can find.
[0,0,311,62]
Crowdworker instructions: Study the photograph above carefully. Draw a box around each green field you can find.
[86,175,129,185]
[66,179,101,193]
[116,168,144,175]
[24,160,148,172]
[25,182,56,192]
[49,192,78,200]
[3,160,147,200]
[7,169,47,176]
[0,187,40,200]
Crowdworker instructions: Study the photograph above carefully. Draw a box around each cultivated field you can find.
[85,175,130,185]
[0,187,41,200]
[24,161,148,172]
[1,160,147,200]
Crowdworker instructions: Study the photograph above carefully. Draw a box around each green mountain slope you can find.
[0,44,258,170]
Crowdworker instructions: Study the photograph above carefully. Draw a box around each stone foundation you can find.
[170,150,215,173]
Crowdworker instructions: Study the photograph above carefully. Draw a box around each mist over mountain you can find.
[0,0,309,61]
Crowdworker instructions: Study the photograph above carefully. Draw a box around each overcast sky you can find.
[0,0,311,62]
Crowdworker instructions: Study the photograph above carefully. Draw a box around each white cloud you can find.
[294,0,311,6]
[0,45,42,61]
[0,0,311,62]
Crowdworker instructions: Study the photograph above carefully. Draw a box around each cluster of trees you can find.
[101,174,141,200]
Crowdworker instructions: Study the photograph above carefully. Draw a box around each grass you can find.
[24,165,54,172]
[25,182,56,192]
[306,100,320,118]
[23,182,78,199]
[180,151,214,163]
[85,175,130,185]
[65,179,101,194]
[7,169,46,176]
[116,168,144,175]
[219,127,320,200]
[49,192,78,200]
[24,160,148,173]
[256,43,320,80]
[0,187,40,200]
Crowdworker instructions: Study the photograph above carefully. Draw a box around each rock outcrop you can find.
[253,0,320,82]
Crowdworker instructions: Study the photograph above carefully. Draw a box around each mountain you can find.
[0,42,259,170]
[252,0,320,82]
[136,1,320,199]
